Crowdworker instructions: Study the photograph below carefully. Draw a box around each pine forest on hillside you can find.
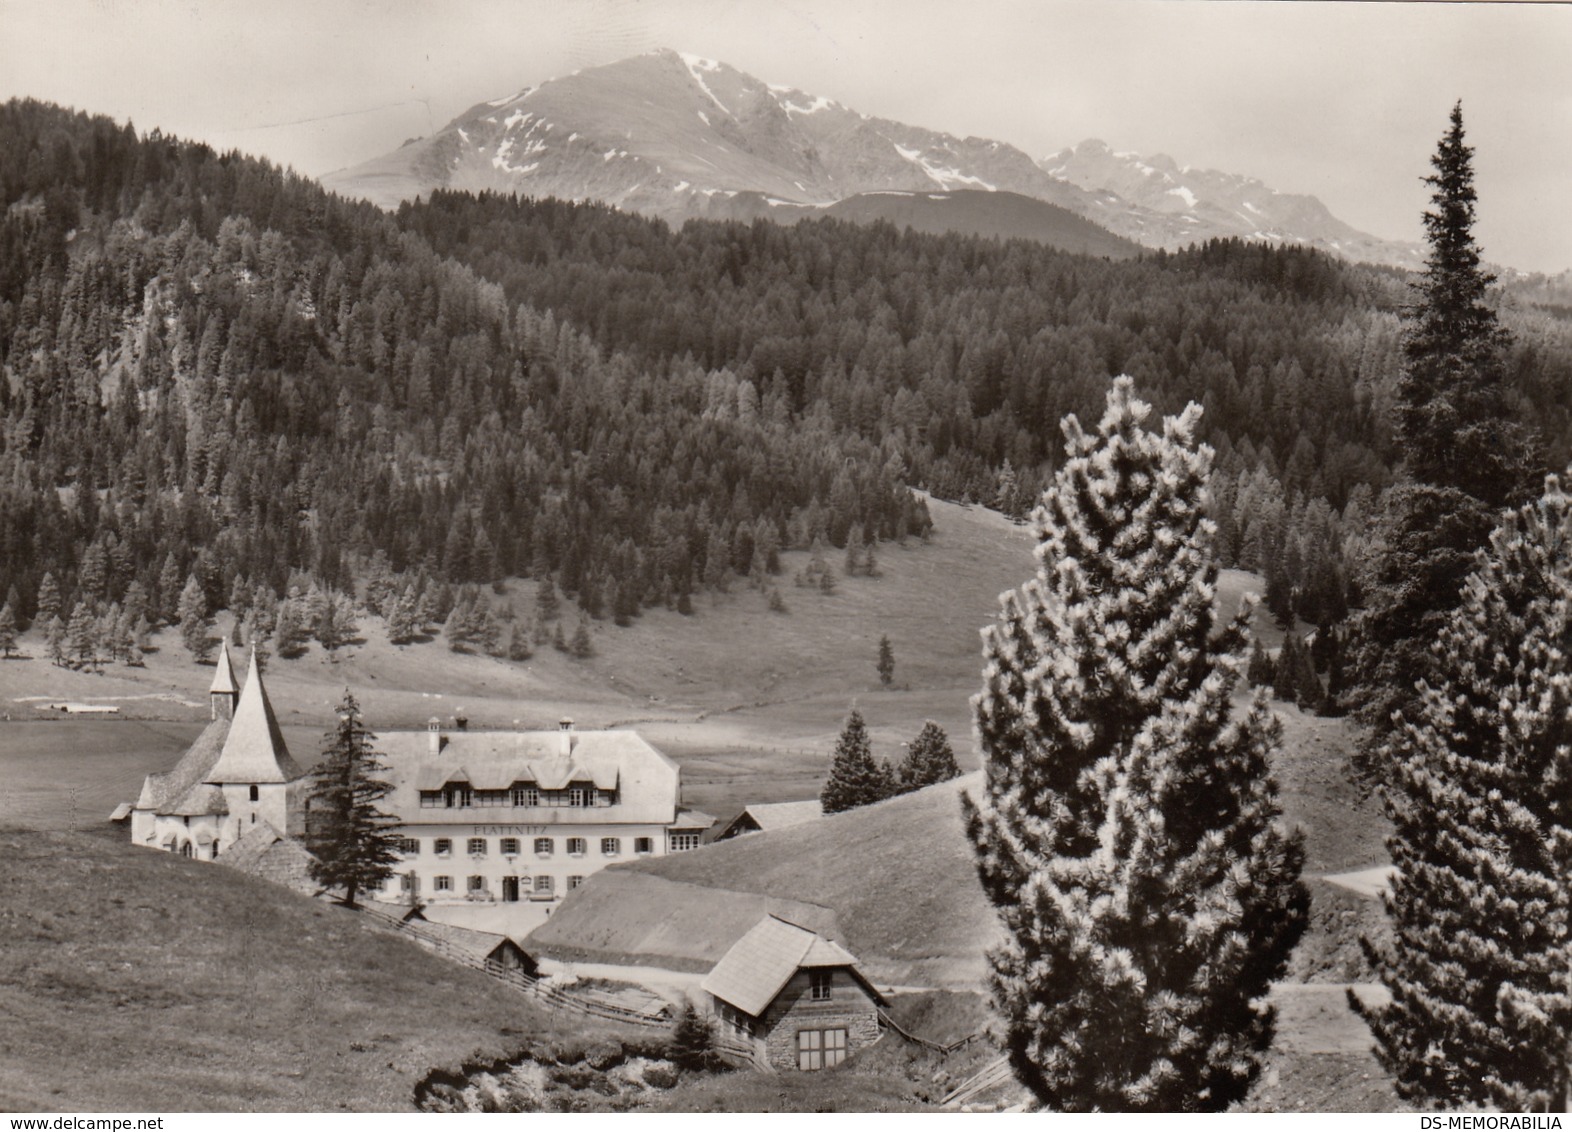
[5,97,1572,659]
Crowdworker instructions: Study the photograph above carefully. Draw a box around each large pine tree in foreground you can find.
[964,376,1308,1111]
[1354,474,1572,1111]
[307,691,403,907]
[1347,101,1538,743]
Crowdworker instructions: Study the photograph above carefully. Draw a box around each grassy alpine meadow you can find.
[0,498,1289,831]
[0,827,649,1112]
[0,496,1401,1111]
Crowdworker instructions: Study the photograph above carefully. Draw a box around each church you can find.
[126,640,309,859]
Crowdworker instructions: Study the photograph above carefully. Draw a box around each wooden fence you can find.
[940,1054,1014,1108]
[711,1031,774,1073]
[875,1009,984,1055]
[356,903,670,1029]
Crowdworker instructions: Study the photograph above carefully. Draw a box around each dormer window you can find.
[512,785,539,807]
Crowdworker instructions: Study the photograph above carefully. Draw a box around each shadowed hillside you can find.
[0,829,639,1112]
[536,774,1000,988]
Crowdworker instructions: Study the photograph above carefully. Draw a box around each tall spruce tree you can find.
[66,601,96,668]
[964,376,1308,1111]
[44,615,65,666]
[178,574,213,662]
[1353,473,1572,1110]
[35,572,61,625]
[876,634,895,687]
[821,707,893,813]
[1346,102,1538,742]
[307,691,402,907]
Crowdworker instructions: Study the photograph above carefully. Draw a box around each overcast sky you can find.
[3,0,1569,273]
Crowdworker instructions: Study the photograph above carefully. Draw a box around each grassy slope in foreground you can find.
[0,828,637,1112]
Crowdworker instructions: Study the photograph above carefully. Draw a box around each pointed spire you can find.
[206,650,302,784]
[210,639,240,720]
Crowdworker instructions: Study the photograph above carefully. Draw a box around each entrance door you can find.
[501,876,519,902]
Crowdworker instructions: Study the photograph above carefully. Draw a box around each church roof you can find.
[205,650,303,785]
[135,718,230,812]
[166,782,229,817]
[209,639,239,695]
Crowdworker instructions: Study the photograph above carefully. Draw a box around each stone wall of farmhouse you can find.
[759,969,881,1071]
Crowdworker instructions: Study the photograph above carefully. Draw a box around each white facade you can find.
[372,719,711,907]
[127,642,307,859]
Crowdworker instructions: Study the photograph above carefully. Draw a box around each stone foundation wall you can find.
[758,969,883,1070]
[763,1007,880,1070]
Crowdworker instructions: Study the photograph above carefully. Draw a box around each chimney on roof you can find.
[454,709,468,732]
[427,716,442,756]
[559,717,575,757]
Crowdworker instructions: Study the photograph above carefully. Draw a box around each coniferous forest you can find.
[4,97,1572,663]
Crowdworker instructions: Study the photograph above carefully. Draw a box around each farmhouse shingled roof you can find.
[406,919,532,966]
[205,649,303,785]
[219,820,319,894]
[670,808,715,831]
[744,800,823,829]
[700,914,871,1018]
[719,799,823,838]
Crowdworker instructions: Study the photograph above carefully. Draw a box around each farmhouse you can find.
[369,717,713,908]
[126,642,309,859]
[701,914,886,1071]
[715,799,823,840]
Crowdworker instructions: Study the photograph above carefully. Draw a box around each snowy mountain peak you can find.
[1040,138,1419,266]
[322,52,1418,269]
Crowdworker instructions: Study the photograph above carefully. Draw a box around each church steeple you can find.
[206,649,302,784]
[210,639,240,721]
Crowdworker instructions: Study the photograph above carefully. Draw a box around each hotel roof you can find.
[377,727,681,826]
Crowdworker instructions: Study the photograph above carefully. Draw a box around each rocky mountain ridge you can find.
[323,48,1418,267]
